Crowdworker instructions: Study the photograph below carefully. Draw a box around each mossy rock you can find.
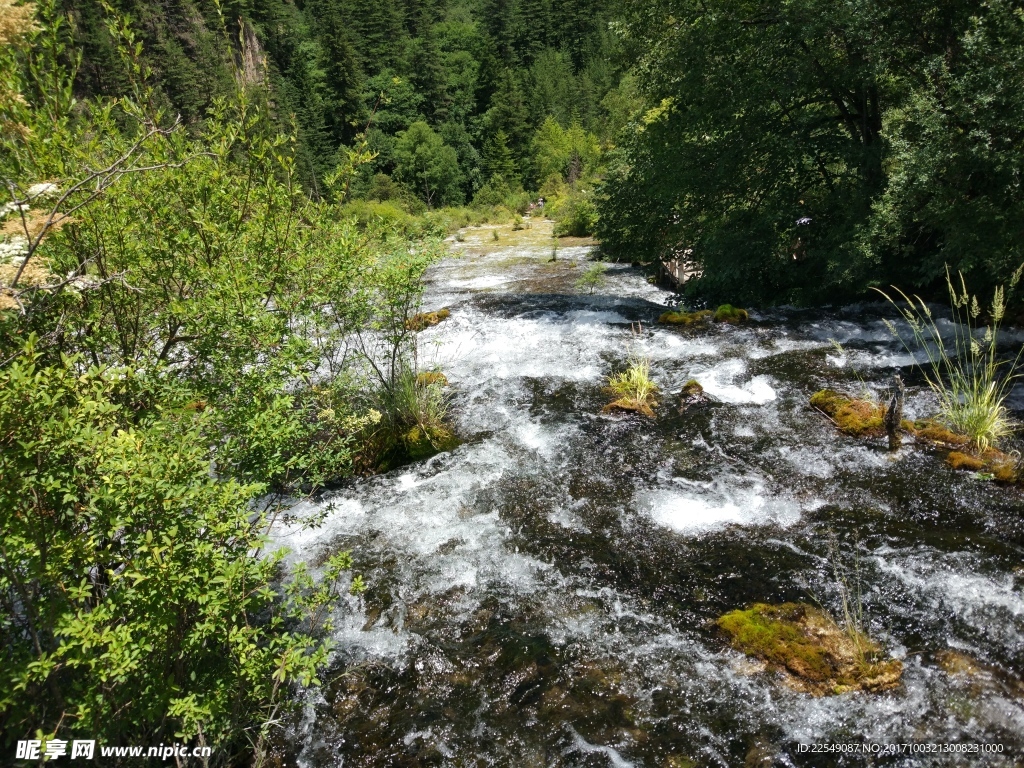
[717,602,903,696]
[809,389,885,437]
[658,309,712,326]
[406,308,451,331]
[402,424,459,461]
[681,379,704,398]
[678,379,709,410]
[946,448,1018,482]
[603,397,656,419]
[416,371,448,388]
[908,419,971,448]
[713,304,749,323]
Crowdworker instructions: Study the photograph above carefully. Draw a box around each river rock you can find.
[717,602,903,696]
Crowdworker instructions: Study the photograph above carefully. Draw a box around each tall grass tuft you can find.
[605,354,659,418]
[875,266,1024,452]
[368,365,455,466]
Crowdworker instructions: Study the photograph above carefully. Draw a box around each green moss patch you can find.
[416,371,449,388]
[402,424,459,461]
[810,389,885,437]
[406,308,451,331]
[713,304,749,323]
[681,379,704,398]
[658,309,712,326]
[717,603,902,696]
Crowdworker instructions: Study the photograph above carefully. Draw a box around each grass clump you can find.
[603,355,659,418]
[713,304,749,323]
[717,603,902,696]
[810,389,886,437]
[365,367,458,469]
[658,309,712,326]
[405,307,451,331]
[875,266,1024,453]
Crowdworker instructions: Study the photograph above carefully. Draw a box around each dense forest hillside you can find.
[64,0,630,196]
[55,0,1024,304]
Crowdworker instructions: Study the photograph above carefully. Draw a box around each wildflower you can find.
[26,182,59,199]
[0,236,29,263]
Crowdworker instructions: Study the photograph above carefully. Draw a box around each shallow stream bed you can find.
[277,227,1024,767]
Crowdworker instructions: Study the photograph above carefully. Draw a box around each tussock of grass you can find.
[405,308,450,331]
[364,367,457,470]
[603,355,659,418]
[876,266,1024,453]
[717,603,903,696]
[812,391,1020,482]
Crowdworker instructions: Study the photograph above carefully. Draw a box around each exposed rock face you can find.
[717,602,903,696]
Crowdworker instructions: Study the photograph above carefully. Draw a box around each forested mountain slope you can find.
[63,0,629,196]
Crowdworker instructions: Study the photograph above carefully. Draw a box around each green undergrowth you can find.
[340,200,521,239]
[717,603,903,696]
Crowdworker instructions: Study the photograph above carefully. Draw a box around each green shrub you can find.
[552,190,599,237]
[0,351,359,758]
[575,262,608,294]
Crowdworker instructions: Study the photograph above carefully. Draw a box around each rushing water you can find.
[276,228,1024,767]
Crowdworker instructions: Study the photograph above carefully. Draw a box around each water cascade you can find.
[277,226,1024,766]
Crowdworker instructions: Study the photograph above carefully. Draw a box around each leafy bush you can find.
[0,350,359,758]
[552,189,599,237]
[0,3,438,758]
[575,262,608,294]
[472,174,531,214]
